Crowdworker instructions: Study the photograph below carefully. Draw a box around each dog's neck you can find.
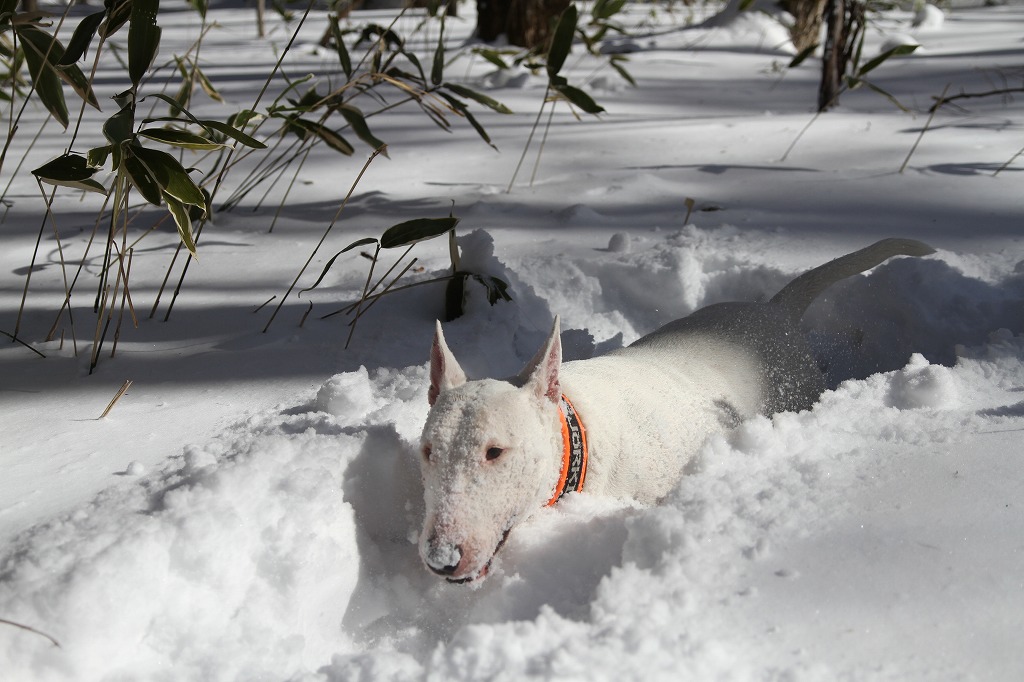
[545,394,589,506]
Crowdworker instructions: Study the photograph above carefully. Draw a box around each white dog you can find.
[419,238,934,582]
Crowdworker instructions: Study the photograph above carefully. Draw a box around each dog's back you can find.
[623,238,936,414]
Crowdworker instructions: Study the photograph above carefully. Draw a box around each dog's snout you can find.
[423,539,463,576]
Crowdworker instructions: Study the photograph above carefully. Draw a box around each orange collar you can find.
[546,394,589,506]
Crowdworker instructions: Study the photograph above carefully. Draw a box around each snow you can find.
[2,1,1024,680]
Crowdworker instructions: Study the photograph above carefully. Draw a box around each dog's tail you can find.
[769,238,935,319]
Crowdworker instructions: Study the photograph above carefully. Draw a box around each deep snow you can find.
[2,2,1024,680]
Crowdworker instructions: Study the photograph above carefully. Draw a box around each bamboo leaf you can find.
[16,25,101,119]
[59,9,105,65]
[102,103,134,145]
[142,97,268,149]
[336,104,387,154]
[473,48,509,71]
[342,237,378,253]
[329,17,352,78]
[138,127,226,150]
[380,217,459,249]
[788,43,818,69]
[194,64,223,102]
[287,117,354,156]
[552,82,605,114]
[128,0,161,88]
[32,153,107,193]
[163,192,198,257]
[17,26,69,127]
[860,79,912,112]
[470,273,512,305]
[609,56,636,86]
[547,4,578,78]
[131,144,206,208]
[442,82,513,114]
[857,43,918,79]
[438,92,496,148]
[357,24,402,49]
[100,0,133,39]
[122,154,163,205]
[88,144,112,168]
[592,0,626,21]
[431,12,445,86]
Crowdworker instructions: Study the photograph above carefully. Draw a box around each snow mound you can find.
[3,244,1023,679]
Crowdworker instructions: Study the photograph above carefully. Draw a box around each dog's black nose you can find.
[424,542,462,576]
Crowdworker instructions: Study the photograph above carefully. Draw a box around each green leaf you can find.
[444,272,465,321]
[32,154,106,193]
[431,12,445,86]
[88,144,112,168]
[609,56,636,87]
[287,117,354,156]
[857,43,918,79]
[442,82,513,114]
[860,79,911,113]
[788,43,818,69]
[470,273,513,305]
[380,217,459,249]
[102,103,135,145]
[473,48,509,71]
[552,82,605,114]
[547,4,578,78]
[16,25,102,118]
[122,154,163,205]
[739,0,756,10]
[438,92,495,149]
[181,118,264,148]
[138,127,226,150]
[592,0,626,21]
[329,17,352,79]
[131,144,206,209]
[357,24,402,49]
[194,64,222,103]
[142,97,268,149]
[337,103,387,154]
[341,237,379,253]
[228,109,261,128]
[186,0,208,19]
[163,192,198,257]
[16,27,69,127]
[100,0,133,39]
[59,10,105,65]
[128,0,161,88]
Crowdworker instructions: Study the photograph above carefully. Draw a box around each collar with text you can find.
[546,394,589,506]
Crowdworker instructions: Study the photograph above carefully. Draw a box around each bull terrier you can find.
[418,238,935,582]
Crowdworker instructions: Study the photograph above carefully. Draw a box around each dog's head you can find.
[418,318,565,582]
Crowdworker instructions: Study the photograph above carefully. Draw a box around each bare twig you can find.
[994,144,1024,177]
[901,83,950,174]
[0,329,46,358]
[929,86,1024,113]
[0,617,61,648]
[99,380,133,419]
[263,146,386,333]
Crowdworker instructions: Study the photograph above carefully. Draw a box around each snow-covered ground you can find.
[1,2,1023,680]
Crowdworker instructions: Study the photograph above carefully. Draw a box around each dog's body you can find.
[419,238,935,582]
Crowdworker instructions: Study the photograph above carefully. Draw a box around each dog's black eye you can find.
[422,444,432,462]
[485,446,504,461]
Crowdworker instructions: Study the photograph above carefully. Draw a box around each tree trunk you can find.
[781,0,827,53]
[818,0,845,111]
[475,0,570,50]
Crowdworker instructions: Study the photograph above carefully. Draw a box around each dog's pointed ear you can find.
[520,316,562,404]
[429,320,467,406]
